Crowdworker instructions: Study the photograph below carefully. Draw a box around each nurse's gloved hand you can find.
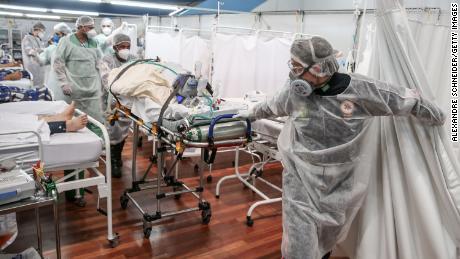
[62,83,72,96]
[233,110,255,121]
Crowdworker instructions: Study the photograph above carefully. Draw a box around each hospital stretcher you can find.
[0,101,119,247]
[108,60,253,237]
[215,116,284,226]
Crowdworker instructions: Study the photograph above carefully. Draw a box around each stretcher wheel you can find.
[206,175,212,183]
[249,167,263,177]
[143,227,152,238]
[200,202,212,224]
[246,216,254,227]
[201,209,212,224]
[137,136,143,148]
[75,198,86,207]
[120,194,129,209]
[108,233,120,248]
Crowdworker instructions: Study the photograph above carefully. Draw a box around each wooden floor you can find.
[5,136,347,258]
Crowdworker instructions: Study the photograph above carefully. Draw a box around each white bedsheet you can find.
[0,78,33,89]
[0,112,50,143]
[0,101,103,168]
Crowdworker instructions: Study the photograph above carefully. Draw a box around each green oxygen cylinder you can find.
[184,121,248,142]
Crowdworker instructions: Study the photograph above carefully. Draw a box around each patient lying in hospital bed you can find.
[0,101,87,144]
[0,62,33,89]
[0,100,103,168]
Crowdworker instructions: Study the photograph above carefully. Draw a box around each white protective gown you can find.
[251,73,445,259]
[21,34,45,87]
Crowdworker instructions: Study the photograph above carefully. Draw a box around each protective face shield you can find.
[102,27,112,36]
[117,49,130,60]
[86,29,97,39]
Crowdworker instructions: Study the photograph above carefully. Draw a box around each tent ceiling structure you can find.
[0,0,266,17]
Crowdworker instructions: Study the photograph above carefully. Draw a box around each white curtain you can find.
[145,30,211,78]
[212,32,291,97]
[179,35,211,79]
[338,1,460,258]
[145,31,181,63]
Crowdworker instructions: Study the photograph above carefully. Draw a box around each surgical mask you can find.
[37,32,45,39]
[86,29,97,39]
[289,72,313,97]
[102,27,112,36]
[117,49,130,60]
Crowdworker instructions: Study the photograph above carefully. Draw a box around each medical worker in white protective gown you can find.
[236,37,446,259]
[100,33,137,178]
[21,22,46,87]
[94,17,128,56]
[38,22,72,101]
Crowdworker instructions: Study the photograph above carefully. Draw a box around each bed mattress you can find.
[42,127,102,168]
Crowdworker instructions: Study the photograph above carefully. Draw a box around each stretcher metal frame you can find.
[114,104,253,238]
[215,121,283,227]
[0,110,119,247]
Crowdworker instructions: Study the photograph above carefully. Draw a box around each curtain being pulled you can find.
[338,1,460,258]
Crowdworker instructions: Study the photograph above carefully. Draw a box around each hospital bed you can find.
[215,115,284,226]
[108,59,253,237]
[0,64,33,89]
[0,101,119,247]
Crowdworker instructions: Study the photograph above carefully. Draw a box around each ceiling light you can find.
[51,9,99,16]
[169,8,185,16]
[111,1,178,11]
[0,11,23,17]
[0,4,47,12]
[25,14,61,19]
[177,9,190,16]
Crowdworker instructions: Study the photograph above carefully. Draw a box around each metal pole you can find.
[156,144,163,213]
[132,124,139,182]
[35,207,42,254]
[54,200,61,259]
[199,149,205,202]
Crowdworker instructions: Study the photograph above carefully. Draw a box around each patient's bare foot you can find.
[66,114,87,132]
[47,101,76,122]
[62,101,76,120]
